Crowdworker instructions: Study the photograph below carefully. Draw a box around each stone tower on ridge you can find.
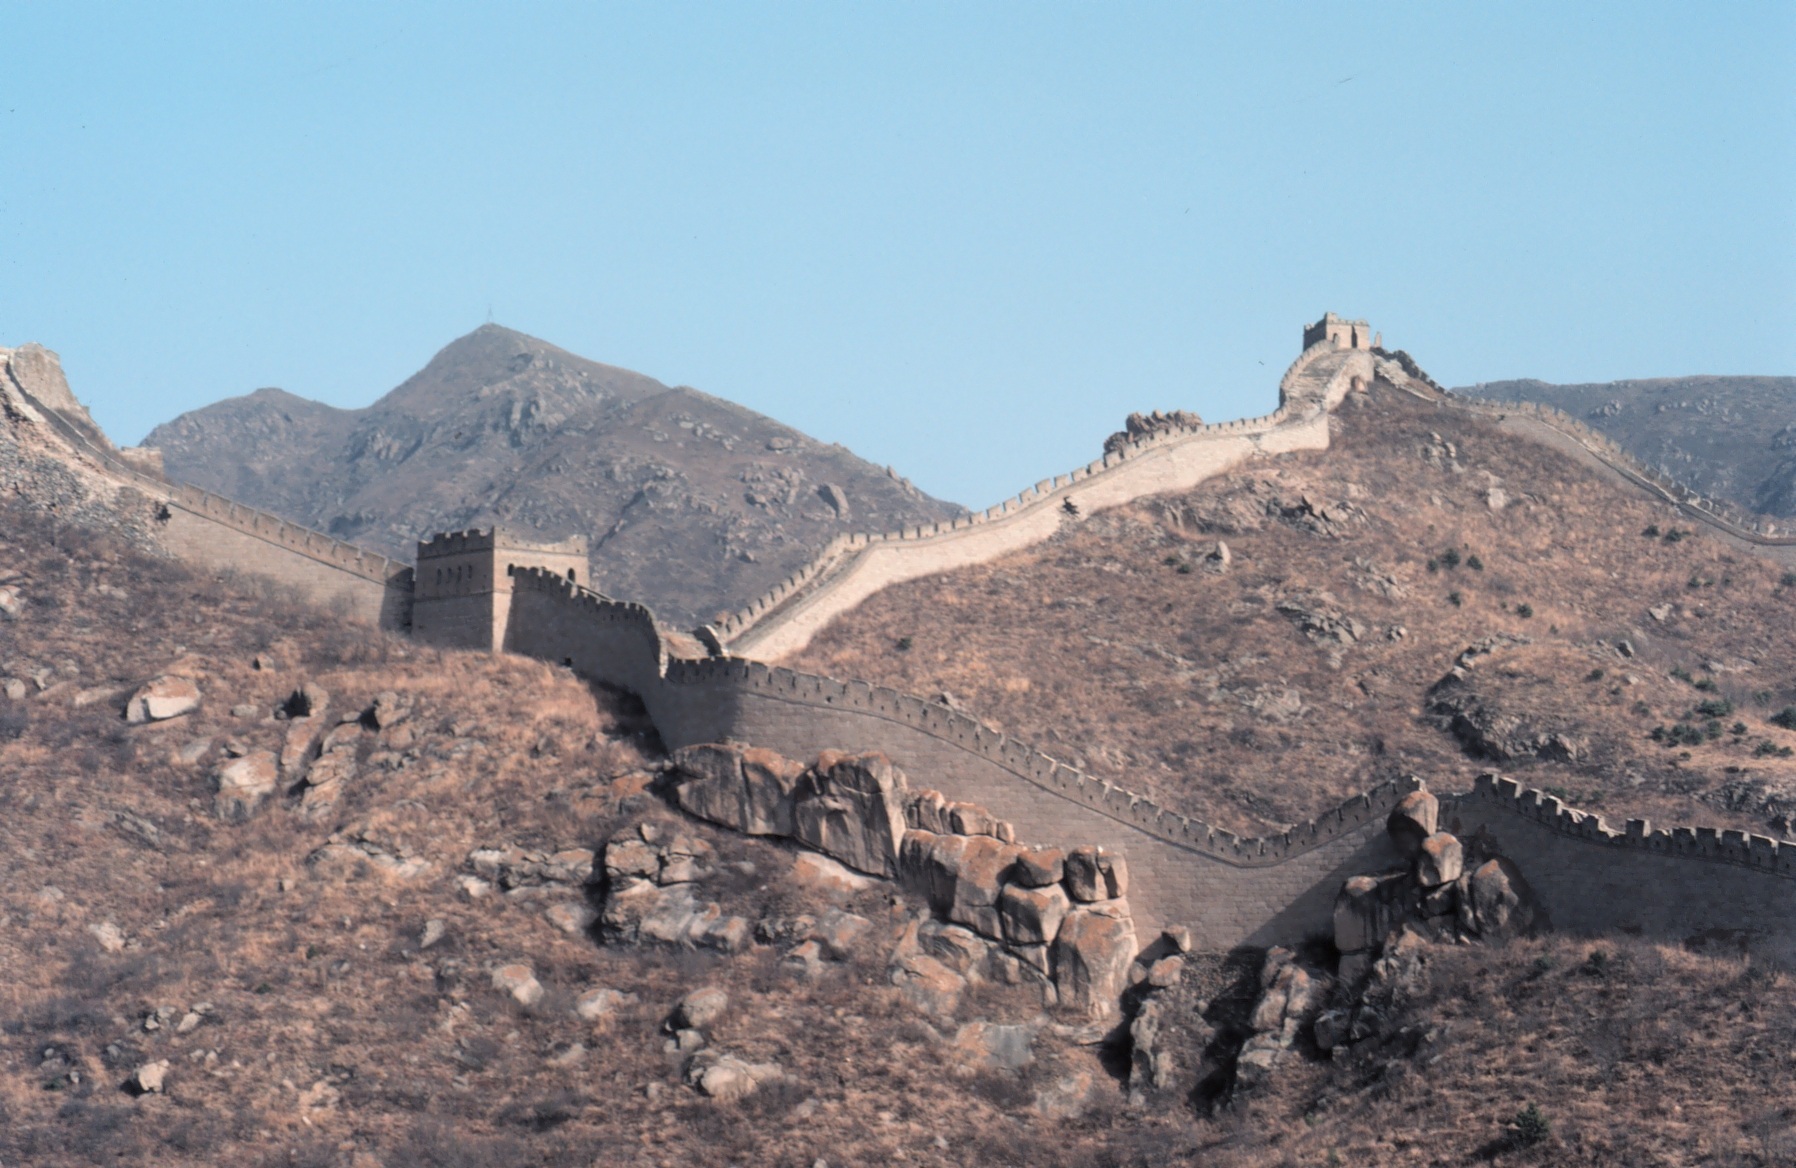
[1303,312,1374,352]
[412,528,590,651]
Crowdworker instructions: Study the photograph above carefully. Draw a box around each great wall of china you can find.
[6,322,1795,954]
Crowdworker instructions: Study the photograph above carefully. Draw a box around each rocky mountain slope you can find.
[1454,375,1796,517]
[791,380,1796,842]
[6,457,1795,1166]
[144,325,961,627]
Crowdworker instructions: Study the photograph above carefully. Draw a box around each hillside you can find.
[144,325,961,627]
[790,380,1796,841]
[1455,375,1796,518]
[6,464,1796,1166]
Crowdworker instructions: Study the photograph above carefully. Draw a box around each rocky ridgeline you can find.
[659,741,1150,1020]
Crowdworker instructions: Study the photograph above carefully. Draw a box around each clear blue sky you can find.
[4,3,1792,508]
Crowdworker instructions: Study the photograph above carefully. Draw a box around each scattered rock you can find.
[890,952,965,1017]
[544,902,597,936]
[900,830,1022,937]
[1465,857,1533,939]
[129,1059,170,1095]
[952,1021,1035,1072]
[0,586,21,619]
[213,751,278,820]
[89,920,126,953]
[685,1052,782,1102]
[124,676,200,724]
[814,908,872,961]
[672,987,730,1031]
[997,882,1071,946]
[490,963,543,1008]
[420,919,446,949]
[574,987,637,1022]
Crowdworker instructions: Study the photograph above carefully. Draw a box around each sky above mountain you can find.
[2,3,1792,508]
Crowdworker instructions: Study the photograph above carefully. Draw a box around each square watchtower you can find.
[1302,312,1374,352]
[412,528,590,651]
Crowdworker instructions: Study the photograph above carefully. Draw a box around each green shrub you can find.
[1771,707,1796,731]
[1448,591,1463,607]
[1781,571,1796,588]
[1515,602,1533,619]
[1441,548,1461,569]
[1733,721,1749,736]
[1505,1103,1551,1149]
[1695,698,1735,719]
[894,636,914,652]
[1585,668,1605,682]
[1642,524,1661,538]
[1466,554,1483,571]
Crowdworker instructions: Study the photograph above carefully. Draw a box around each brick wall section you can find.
[1442,775,1796,942]
[508,573,1796,953]
[507,570,1415,947]
[719,343,1375,661]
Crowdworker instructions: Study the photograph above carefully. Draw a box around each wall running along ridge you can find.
[714,343,1376,662]
[504,569,1796,953]
[3,361,413,628]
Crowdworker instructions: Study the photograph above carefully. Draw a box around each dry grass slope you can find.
[792,384,1796,841]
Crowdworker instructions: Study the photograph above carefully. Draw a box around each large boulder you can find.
[213,750,278,819]
[1010,847,1065,888]
[1386,789,1439,857]
[791,751,909,877]
[1416,831,1464,887]
[899,830,1022,938]
[1332,872,1411,955]
[1051,903,1137,1018]
[997,882,1071,946]
[669,743,804,836]
[1063,846,1128,902]
[124,676,200,724]
[1464,857,1534,939]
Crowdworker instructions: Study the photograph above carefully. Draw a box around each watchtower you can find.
[412,528,590,651]
[1302,312,1374,352]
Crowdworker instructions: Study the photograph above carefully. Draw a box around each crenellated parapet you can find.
[1453,773,1796,878]
[711,328,1374,660]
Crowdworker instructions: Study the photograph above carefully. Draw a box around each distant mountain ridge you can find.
[145,325,962,626]
[1452,375,1796,517]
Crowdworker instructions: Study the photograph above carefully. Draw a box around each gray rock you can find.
[814,908,872,961]
[129,1059,170,1094]
[490,963,543,1007]
[1416,831,1463,887]
[685,1052,782,1102]
[672,986,729,1031]
[573,986,637,1022]
[997,881,1071,946]
[213,750,278,820]
[1063,846,1128,902]
[1467,857,1533,938]
[792,751,910,877]
[899,830,1021,938]
[669,742,805,837]
[1386,789,1438,856]
[124,675,201,724]
[953,1021,1035,1071]
[0,586,22,620]
[1010,846,1065,888]
[1051,903,1137,1018]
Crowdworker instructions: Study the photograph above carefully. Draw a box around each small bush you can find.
[1771,707,1796,731]
[893,636,914,652]
[1696,698,1735,719]
[1733,721,1749,736]
[1665,528,1689,543]
[1466,554,1483,570]
[1515,603,1533,619]
[1585,668,1605,682]
[1781,570,1796,588]
[1643,524,1661,538]
[1441,547,1461,569]
[1504,1102,1551,1149]
[1448,591,1463,607]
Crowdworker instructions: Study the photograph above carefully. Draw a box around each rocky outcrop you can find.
[213,750,278,820]
[596,823,749,953]
[791,751,909,878]
[1103,409,1204,455]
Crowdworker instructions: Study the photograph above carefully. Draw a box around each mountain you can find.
[1452,375,1796,516]
[144,325,962,627]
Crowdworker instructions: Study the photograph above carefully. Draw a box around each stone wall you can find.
[1443,774,1796,944]
[715,343,1375,661]
[506,570,1796,955]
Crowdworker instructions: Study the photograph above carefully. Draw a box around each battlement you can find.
[1303,311,1374,352]
[712,331,1374,659]
[418,528,590,560]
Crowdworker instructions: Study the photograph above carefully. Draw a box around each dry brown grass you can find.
[791,384,1796,838]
